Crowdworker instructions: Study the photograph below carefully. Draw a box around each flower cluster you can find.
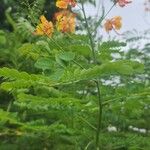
[34,0,76,37]
[104,0,132,33]
[34,0,132,36]
[55,10,76,33]
[34,16,53,37]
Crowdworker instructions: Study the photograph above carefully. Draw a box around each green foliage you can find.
[0,1,149,149]
[0,36,148,149]
[0,30,6,45]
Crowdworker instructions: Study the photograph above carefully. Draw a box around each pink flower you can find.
[116,0,132,7]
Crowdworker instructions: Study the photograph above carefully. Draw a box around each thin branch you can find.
[81,2,103,149]
[81,2,97,64]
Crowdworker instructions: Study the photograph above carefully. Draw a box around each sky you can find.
[84,0,150,32]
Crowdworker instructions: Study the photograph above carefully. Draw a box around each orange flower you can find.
[34,15,54,37]
[55,10,76,33]
[56,0,76,9]
[104,20,113,32]
[116,0,132,7]
[104,16,122,32]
